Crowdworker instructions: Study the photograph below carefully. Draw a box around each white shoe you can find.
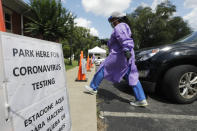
[130,100,148,107]
[84,85,97,95]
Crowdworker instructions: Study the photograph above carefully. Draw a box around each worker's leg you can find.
[131,81,146,101]
[125,67,146,101]
[90,67,104,91]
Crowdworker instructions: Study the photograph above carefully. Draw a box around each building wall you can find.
[3,6,22,35]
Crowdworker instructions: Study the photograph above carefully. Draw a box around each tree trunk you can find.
[69,38,72,65]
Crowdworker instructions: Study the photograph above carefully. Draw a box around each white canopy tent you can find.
[88,46,106,55]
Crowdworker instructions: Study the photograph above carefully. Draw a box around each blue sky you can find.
[23,0,197,39]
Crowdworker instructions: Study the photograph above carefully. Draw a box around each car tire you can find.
[162,65,197,104]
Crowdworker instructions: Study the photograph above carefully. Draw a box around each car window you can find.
[178,32,197,43]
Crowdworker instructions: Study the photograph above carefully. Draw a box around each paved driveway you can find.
[97,79,197,131]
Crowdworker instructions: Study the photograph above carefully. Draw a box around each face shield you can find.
[108,12,126,28]
[108,17,119,28]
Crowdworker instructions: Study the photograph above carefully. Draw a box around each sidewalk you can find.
[66,66,97,131]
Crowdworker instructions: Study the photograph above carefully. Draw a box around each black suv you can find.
[135,32,197,104]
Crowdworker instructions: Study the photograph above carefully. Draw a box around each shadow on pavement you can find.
[83,91,94,95]
[113,81,133,94]
[96,66,173,104]
[148,93,174,104]
[97,88,130,104]
[113,80,173,104]
[113,81,149,99]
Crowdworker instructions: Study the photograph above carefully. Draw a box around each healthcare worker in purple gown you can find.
[85,12,148,107]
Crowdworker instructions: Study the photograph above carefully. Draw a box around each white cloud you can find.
[61,0,66,3]
[140,2,149,8]
[130,2,149,12]
[75,18,91,28]
[183,8,197,31]
[184,0,197,8]
[74,18,99,36]
[183,0,197,31]
[151,0,166,10]
[82,0,132,16]
[90,28,99,36]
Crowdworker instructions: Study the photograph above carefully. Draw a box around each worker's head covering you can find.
[108,12,126,22]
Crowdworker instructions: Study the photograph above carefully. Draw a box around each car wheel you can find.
[162,65,197,104]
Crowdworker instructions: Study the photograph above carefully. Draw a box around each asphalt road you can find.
[97,79,197,131]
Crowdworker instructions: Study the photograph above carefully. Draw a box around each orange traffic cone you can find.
[90,56,94,68]
[0,0,6,32]
[76,51,87,82]
[86,55,91,72]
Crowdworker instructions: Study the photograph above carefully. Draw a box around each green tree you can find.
[63,15,75,65]
[168,17,192,41]
[25,0,74,42]
[25,0,102,66]
[72,27,88,59]
[65,26,102,61]
[62,39,70,58]
[127,1,192,49]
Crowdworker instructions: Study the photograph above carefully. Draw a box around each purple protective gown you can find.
[97,22,139,86]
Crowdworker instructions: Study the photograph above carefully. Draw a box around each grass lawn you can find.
[64,59,78,71]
